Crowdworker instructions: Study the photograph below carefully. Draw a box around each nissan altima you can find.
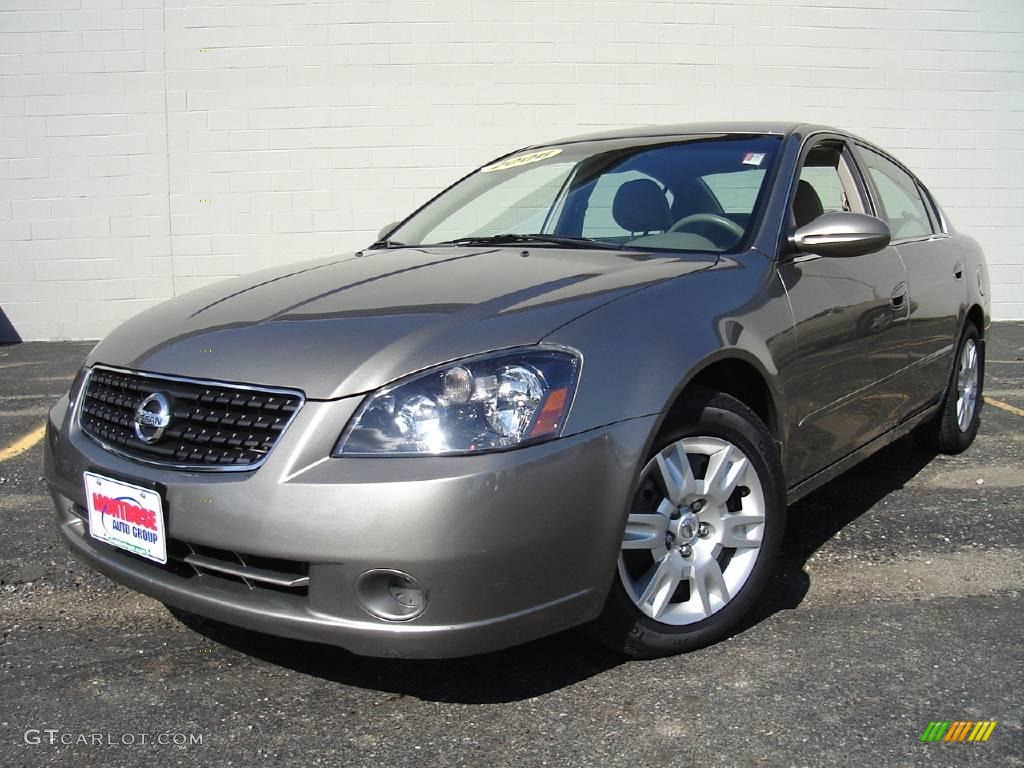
[44,122,990,658]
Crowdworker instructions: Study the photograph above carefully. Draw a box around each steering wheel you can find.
[668,213,745,238]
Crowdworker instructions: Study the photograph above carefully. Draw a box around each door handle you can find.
[890,284,907,309]
[953,262,964,280]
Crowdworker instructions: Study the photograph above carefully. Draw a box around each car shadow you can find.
[171,607,624,704]
[737,435,936,630]
[172,435,936,704]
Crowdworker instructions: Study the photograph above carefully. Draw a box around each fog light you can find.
[355,569,428,621]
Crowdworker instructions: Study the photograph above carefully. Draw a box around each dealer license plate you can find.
[84,472,167,564]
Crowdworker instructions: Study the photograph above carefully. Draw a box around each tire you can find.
[913,322,983,455]
[586,387,786,659]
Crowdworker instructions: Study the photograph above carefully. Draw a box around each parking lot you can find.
[1,325,1022,767]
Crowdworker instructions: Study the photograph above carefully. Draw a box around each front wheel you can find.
[587,388,785,658]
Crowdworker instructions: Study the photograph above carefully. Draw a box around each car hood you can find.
[88,245,715,399]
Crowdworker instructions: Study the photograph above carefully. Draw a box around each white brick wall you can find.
[1,0,1023,340]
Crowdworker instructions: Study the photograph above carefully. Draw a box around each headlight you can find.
[334,347,581,456]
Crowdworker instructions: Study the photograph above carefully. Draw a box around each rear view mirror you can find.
[790,212,891,258]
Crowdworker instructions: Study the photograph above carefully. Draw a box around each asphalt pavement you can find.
[1,326,1022,767]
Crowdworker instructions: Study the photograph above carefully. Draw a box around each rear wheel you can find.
[587,388,785,658]
[913,322,983,454]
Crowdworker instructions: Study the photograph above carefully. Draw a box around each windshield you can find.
[387,134,782,253]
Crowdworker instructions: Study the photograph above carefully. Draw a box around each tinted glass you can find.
[917,181,945,233]
[702,169,766,214]
[799,166,846,213]
[858,147,933,240]
[390,135,782,253]
[582,169,675,238]
[415,162,575,244]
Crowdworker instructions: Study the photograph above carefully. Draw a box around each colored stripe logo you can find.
[920,721,997,742]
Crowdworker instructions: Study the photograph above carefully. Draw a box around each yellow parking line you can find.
[985,397,1024,418]
[0,423,46,462]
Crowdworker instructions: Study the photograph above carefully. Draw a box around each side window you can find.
[799,166,846,213]
[792,143,865,229]
[582,170,673,238]
[857,147,933,240]
[917,181,945,234]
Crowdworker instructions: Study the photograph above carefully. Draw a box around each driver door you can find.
[776,139,911,483]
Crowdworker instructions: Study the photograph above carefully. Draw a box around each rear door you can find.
[853,144,964,414]
[776,138,910,483]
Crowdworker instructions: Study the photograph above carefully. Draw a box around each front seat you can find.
[612,179,672,235]
[793,179,824,228]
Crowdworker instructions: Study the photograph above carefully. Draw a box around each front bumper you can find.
[44,388,655,658]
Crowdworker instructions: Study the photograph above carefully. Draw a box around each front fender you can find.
[547,251,794,439]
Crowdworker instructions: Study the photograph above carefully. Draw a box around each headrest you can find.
[612,179,672,234]
[793,179,824,227]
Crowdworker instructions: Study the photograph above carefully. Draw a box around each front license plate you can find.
[84,472,167,564]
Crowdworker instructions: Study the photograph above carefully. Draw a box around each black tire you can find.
[586,387,786,659]
[913,322,983,455]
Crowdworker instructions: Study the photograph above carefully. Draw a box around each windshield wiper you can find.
[367,238,406,249]
[434,234,626,250]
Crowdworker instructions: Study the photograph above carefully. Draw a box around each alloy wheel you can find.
[956,337,979,432]
[618,436,766,626]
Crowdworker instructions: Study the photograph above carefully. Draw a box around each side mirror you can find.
[790,211,891,258]
[376,221,399,242]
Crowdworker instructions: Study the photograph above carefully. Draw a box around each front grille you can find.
[159,539,310,596]
[181,542,310,595]
[78,366,303,470]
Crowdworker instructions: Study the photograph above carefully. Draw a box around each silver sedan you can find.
[44,122,990,658]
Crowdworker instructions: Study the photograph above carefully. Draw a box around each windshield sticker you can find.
[742,152,766,166]
[481,148,563,173]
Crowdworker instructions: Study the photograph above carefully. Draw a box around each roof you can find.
[531,121,836,147]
